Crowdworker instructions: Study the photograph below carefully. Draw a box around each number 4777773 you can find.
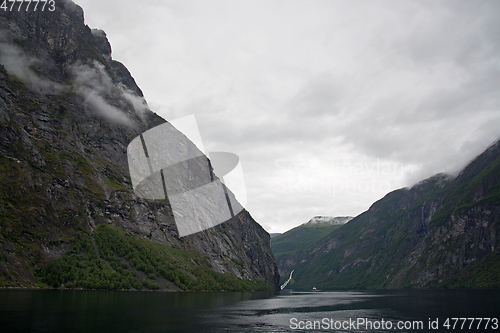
[443,318,499,330]
[1,0,56,12]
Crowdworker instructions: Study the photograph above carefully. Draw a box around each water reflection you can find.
[0,289,499,332]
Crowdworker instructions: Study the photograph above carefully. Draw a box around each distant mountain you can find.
[270,233,282,238]
[280,140,500,290]
[307,216,353,225]
[271,216,352,283]
[0,1,279,291]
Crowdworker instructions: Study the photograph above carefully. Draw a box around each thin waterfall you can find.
[280,270,294,290]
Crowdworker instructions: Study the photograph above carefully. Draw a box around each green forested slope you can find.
[278,141,500,290]
[271,217,350,284]
[38,224,271,291]
[272,223,343,262]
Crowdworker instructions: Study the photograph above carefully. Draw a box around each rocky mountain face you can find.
[278,141,500,290]
[271,216,351,282]
[0,0,279,290]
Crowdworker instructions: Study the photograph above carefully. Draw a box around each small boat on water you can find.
[312,286,317,291]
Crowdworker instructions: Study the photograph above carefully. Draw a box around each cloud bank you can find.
[0,34,64,94]
[74,0,500,232]
[0,28,148,128]
[71,61,134,127]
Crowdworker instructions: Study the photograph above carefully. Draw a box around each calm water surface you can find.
[0,289,499,332]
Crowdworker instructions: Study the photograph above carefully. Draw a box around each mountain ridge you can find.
[0,0,279,290]
[271,215,352,281]
[276,140,500,289]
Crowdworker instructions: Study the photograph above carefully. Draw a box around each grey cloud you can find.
[73,0,500,232]
[71,61,116,94]
[83,91,134,127]
[198,112,340,152]
[300,2,500,177]
[397,1,500,68]
[71,61,146,127]
[287,73,345,117]
[0,29,138,127]
[122,89,149,119]
[0,41,64,94]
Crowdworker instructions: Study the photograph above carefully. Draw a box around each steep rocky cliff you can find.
[279,141,500,290]
[0,0,279,290]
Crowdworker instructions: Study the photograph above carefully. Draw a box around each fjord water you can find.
[1,289,499,332]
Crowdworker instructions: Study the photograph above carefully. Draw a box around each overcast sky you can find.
[74,0,500,233]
